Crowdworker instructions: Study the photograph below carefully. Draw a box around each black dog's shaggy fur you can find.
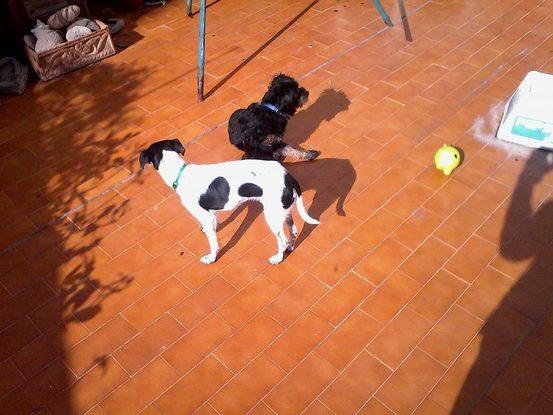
[228,74,321,162]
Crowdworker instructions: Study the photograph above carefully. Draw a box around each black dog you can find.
[228,74,321,162]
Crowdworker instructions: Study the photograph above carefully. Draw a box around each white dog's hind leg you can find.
[285,213,297,252]
[211,211,218,230]
[264,207,288,264]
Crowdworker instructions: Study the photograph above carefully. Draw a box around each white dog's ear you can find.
[172,138,185,155]
[139,150,149,169]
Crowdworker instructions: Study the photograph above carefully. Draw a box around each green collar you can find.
[172,163,187,190]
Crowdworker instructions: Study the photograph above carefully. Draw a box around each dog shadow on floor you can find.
[284,88,351,150]
[216,157,356,258]
[286,157,356,247]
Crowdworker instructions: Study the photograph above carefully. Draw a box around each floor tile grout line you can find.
[332,289,464,410]
[365,350,396,373]
[215,239,276,289]
[350,269,378,288]
[521,316,553,410]
[309,343,397,413]
[307,180,443,288]
[372,396,399,415]
[98,241,195,312]
[13,249,196,383]
[206,401,223,415]
[218,240,363,332]
[209,351,237,376]
[249,401,278,415]
[299,398,337,415]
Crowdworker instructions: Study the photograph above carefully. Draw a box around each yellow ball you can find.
[434,144,461,176]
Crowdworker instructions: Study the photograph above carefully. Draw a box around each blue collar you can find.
[261,103,289,119]
[261,103,280,114]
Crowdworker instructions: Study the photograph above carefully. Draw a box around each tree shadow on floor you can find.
[0,59,164,413]
[450,149,553,414]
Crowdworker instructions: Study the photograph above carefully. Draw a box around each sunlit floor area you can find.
[1,0,553,413]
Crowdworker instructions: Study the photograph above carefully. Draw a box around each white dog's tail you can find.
[295,192,320,225]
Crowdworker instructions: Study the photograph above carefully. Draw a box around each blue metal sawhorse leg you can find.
[197,0,206,101]
[185,0,206,100]
[373,0,393,26]
[186,0,192,17]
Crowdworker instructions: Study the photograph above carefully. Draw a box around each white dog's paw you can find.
[269,254,283,265]
[200,254,216,264]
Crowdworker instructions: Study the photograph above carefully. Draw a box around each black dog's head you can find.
[261,74,309,117]
[139,139,185,170]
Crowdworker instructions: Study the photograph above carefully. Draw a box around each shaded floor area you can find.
[1,0,553,413]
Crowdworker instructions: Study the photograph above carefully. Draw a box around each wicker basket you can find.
[22,0,115,81]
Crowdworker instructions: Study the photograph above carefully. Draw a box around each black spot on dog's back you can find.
[199,177,230,210]
[282,172,301,209]
[238,183,263,198]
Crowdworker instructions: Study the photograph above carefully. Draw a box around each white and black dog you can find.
[139,139,319,264]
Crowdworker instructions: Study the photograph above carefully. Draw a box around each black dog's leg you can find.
[276,145,321,161]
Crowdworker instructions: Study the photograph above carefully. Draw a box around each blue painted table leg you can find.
[198,0,206,101]
[186,0,192,17]
[372,0,393,26]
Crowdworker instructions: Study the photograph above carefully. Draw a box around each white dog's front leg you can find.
[201,223,219,264]
[184,202,219,264]
[269,231,287,265]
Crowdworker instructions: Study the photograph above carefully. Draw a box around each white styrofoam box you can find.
[497,71,553,150]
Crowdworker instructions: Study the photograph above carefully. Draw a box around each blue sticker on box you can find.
[511,116,553,141]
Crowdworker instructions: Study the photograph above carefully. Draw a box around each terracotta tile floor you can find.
[1,0,553,413]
